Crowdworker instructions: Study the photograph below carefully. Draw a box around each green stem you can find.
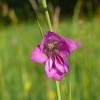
[29,0,44,38]
[36,19,44,38]
[42,0,52,31]
[42,0,61,100]
[56,81,61,100]
[69,81,71,100]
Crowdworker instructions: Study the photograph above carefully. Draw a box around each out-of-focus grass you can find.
[0,19,100,100]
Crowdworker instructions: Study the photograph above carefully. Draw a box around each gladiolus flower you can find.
[30,31,80,80]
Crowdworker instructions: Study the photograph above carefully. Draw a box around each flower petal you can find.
[30,45,48,63]
[45,59,56,78]
[40,31,62,49]
[48,58,53,70]
[42,32,80,57]
[53,73,64,80]
[63,38,80,53]
[63,59,69,73]
[55,56,65,73]
[55,41,70,57]
[40,31,80,54]
[64,64,69,73]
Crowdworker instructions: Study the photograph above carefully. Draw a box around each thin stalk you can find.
[29,0,44,37]
[42,0,52,31]
[42,1,61,100]
[56,81,61,100]
[69,81,71,100]
[36,19,44,38]
[72,0,82,34]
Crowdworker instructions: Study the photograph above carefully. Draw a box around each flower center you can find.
[43,40,59,56]
[48,42,54,50]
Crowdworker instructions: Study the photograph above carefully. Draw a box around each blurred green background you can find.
[0,0,100,100]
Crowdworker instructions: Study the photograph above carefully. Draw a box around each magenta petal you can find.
[48,58,53,70]
[63,59,69,73]
[45,59,56,78]
[63,38,80,53]
[64,64,69,73]
[55,57,65,73]
[40,31,61,49]
[53,73,64,80]
[55,42,70,57]
[30,45,48,63]
[60,51,69,58]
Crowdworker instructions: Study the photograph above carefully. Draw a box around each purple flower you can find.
[30,31,80,80]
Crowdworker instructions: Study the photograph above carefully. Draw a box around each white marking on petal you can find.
[45,60,56,78]
[64,65,69,72]
[48,57,53,70]
[55,56,65,73]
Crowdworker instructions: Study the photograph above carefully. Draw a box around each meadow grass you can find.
[0,19,100,100]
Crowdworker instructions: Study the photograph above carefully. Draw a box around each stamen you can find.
[48,42,54,50]
[43,40,60,56]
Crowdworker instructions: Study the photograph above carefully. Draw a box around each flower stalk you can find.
[42,0,52,32]
[29,0,44,37]
[36,19,44,37]
[69,81,71,100]
[42,0,61,100]
[56,81,61,100]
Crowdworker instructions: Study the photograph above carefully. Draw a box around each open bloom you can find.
[30,31,80,80]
